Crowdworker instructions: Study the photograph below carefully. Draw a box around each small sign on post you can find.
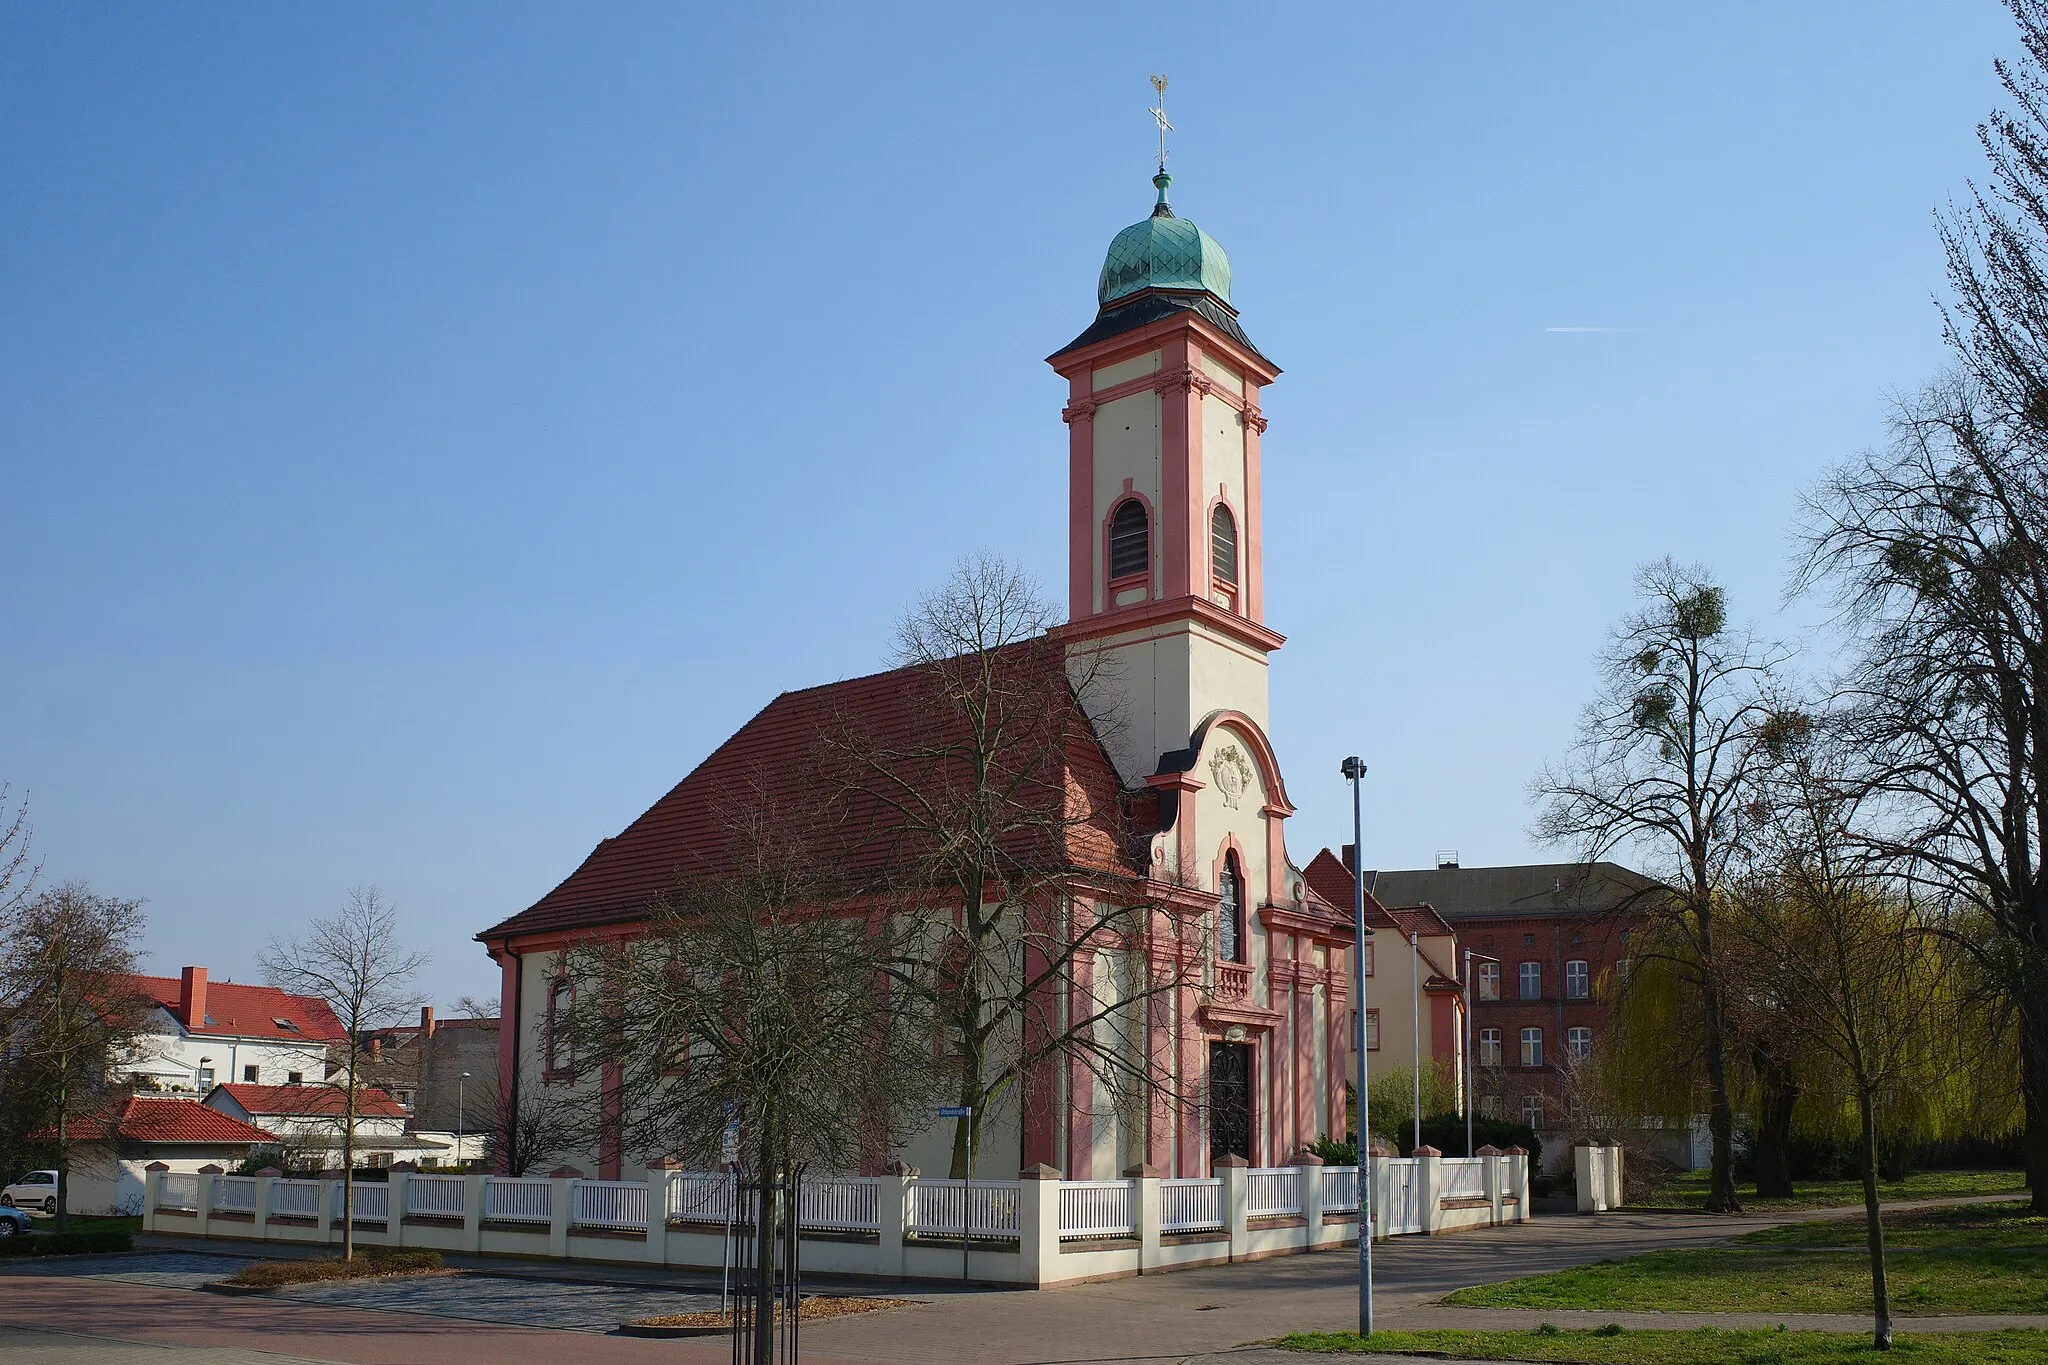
[938,1106,974,1283]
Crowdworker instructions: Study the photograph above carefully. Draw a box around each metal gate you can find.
[1382,1157,1423,1235]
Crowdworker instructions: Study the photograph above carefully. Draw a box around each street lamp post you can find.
[1340,756,1374,1339]
[457,1072,471,1167]
[1461,951,1500,1158]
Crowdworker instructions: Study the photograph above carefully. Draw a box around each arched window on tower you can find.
[1218,851,1245,963]
[1211,503,1238,586]
[1108,498,1150,581]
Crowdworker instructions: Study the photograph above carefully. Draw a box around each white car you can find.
[1,1170,58,1214]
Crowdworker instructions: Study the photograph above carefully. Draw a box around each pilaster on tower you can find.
[1049,171,1284,788]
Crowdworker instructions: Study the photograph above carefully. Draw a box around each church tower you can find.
[1049,168,1284,789]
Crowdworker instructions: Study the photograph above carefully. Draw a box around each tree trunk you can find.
[54,1093,69,1235]
[1858,1089,1893,1350]
[752,1122,777,1364]
[1752,1046,1798,1199]
[1701,980,1743,1213]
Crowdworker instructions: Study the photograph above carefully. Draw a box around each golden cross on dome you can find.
[1149,74,1172,171]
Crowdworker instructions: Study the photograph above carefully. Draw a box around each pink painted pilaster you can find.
[1064,380,1098,621]
[1177,974,1203,1177]
[1328,973,1350,1141]
[1294,954,1316,1148]
[1242,383,1266,623]
[1156,335,1200,601]
[1146,947,1176,1172]
[1066,949,1096,1179]
[1021,929,1059,1171]
[495,949,519,1173]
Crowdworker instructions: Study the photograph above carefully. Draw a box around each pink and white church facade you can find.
[480,168,1441,1182]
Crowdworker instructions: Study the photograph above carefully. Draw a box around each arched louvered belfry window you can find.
[1211,503,1238,586]
[1108,498,1150,581]
[1218,852,1245,963]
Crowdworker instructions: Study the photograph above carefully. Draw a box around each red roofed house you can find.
[49,1096,277,1216]
[478,169,1377,1182]
[118,966,347,1096]
[1302,847,1467,1134]
[202,1082,445,1168]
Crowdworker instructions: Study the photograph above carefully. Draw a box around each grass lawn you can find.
[1444,1202,2048,1316]
[1277,1327,2048,1363]
[1654,1168,2026,1213]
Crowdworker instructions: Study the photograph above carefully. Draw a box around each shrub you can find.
[1309,1135,1357,1165]
[1417,1113,1541,1169]
[0,1228,133,1257]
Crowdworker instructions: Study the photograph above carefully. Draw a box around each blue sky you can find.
[0,2,2014,1007]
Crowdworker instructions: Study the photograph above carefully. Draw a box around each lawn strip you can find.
[1653,1169,2024,1213]
[1275,1326,2048,1363]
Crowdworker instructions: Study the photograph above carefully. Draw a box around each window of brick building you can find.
[1476,961,1499,1000]
[1479,1028,1502,1067]
[1566,959,1590,999]
[1519,961,1542,999]
[1522,1094,1543,1128]
[1520,1026,1543,1067]
[1568,1026,1592,1061]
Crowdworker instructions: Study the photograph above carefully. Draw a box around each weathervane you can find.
[1149,74,1172,172]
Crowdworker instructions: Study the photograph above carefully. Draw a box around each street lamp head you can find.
[1340,756,1366,780]
[460,1072,471,1079]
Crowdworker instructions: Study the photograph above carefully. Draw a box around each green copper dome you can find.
[1097,172,1232,307]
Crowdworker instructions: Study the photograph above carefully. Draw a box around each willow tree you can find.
[1533,559,1788,1212]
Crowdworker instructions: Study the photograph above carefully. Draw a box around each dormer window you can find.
[1211,503,1238,586]
[273,1018,299,1032]
[1218,852,1245,963]
[1108,499,1149,581]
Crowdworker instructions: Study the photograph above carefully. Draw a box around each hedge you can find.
[0,1228,133,1257]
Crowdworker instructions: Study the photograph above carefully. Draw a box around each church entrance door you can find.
[1208,1041,1252,1165]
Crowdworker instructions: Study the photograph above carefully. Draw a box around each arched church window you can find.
[545,978,574,1078]
[1218,851,1245,963]
[1211,503,1238,585]
[1108,499,1150,581]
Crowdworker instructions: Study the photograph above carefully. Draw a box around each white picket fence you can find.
[344,1182,389,1223]
[1057,1179,1134,1240]
[484,1176,553,1224]
[1160,1177,1223,1232]
[405,1174,466,1217]
[1321,1165,1359,1213]
[1441,1157,1488,1201]
[666,1171,741,1225]
[158,1173,200,1210]
[272,1179,323,1218]
[1382,1157,1423,1235]
[908,1179,1019,1239]
[1246,1167,1301,1217]
[798,1176,880,1232]
[211,1176,258,1213]
[573,1180,647,1229]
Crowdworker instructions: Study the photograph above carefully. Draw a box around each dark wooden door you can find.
[1208,1041,1252,1163]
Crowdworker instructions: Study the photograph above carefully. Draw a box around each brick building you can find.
[1369,858,1658,1141]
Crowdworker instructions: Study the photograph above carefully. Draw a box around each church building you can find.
[478,159,1460,1181]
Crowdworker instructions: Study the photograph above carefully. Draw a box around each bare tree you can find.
[0,785,36,921]
[1533,559,1789,1212]
[825,555,1198,1178]
[1730,715,1966,1349]
[260,887,427,1260]
[0,882,149,1230]
[480,1080,576,1177]
[559,834,946,1356]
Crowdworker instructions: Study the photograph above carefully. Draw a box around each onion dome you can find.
[1096,172,1232,306]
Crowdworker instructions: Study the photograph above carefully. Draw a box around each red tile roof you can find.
[480,643,1139,944]
[59,1097,277,1145]
[211,1083,409,1119]
[129,975,347,1043]
[1303,849,1458,940]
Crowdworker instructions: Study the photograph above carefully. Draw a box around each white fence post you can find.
[195,1164,222,1238]
[1124,1163,1161,1270]
[1294,1152,1326,1246]
[141,1163,165,1233]
[1214,1154,1249,1261]
[1476,1145,1503,1226]
[878,1161,914,1280]
[1604,1140,1624,1210]
[549,1168,579,1258]
[1573,1140,1600,1213]
[1506,1145,1530,1221]
[645,1160,678,1265]
[1016,1164,1062,1287]
[462,1170,486,1251]
[1413,1146,1442,1234]
[388,1166,411,1247]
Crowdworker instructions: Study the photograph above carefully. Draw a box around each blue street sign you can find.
[938,1106,972,1119]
